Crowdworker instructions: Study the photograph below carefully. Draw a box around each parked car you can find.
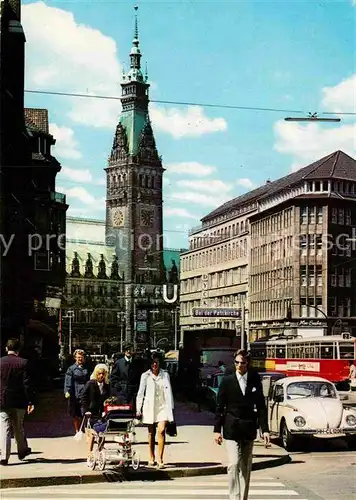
[205,372,225,410]
[268,376,356,451]
[205,370,285,411]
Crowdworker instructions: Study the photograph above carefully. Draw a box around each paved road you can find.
[0,474,315,499]
[267,438,356,500]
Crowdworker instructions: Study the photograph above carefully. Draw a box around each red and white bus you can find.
[250,333,356,388]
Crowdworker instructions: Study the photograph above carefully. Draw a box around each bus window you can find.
[320,344,333,359]
[276,346,285,358]
[338,343,355,359]
[267,346,275,358]
[314,343,320,358]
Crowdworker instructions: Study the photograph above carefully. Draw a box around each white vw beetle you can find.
[268,376,356,451]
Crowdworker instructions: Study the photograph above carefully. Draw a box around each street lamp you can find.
[117,311,126,352]
[287,302,328,322]
[172,306,180,351]
[62,310,74,354]
[286,303,343,335]
[285,112,341,122]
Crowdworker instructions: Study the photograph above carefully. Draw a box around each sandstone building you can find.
[180,151,356,344]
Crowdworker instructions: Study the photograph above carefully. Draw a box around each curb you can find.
[0,454,290,489]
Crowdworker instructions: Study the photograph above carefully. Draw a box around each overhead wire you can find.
[24,89,356,116]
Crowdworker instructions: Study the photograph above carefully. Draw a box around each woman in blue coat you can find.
[64,349,90,435]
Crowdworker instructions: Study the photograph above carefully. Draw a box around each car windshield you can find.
[286,381,337,399]
[200,350,234,368]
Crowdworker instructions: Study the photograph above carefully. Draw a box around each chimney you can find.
[265,179,271,184]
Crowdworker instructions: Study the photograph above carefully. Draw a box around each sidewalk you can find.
[0,393,290,488]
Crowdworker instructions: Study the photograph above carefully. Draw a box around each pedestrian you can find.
[64,349,90,436]
[110,344,142,411]
[349,360,356,392]
[214,349,270,500]
[136,354,174,469]
[0,338,35,465]
[82,364,111,456]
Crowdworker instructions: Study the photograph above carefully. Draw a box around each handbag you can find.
[166,420,177,437]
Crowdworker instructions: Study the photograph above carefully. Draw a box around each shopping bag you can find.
[73,416,86,441]
[166,420,177,437]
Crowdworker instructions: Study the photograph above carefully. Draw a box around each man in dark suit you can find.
[214,349,270,500]
[110,344,142,411]
[0,338,35,465]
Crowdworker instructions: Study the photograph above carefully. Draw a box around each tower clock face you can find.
[140,208,154,227]
[112,208,124,227]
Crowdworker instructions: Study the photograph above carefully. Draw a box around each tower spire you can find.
[134,5,139,41]
[127,5,143,80]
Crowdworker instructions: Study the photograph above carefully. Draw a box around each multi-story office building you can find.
[180,150,356,344]
[249,150,356,340]
[180,187,259,341]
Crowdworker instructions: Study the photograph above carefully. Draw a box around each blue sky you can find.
[22,0,355,249]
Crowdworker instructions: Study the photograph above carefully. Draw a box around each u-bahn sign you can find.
[192,308,241,318]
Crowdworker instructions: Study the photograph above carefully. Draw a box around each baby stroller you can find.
[86,398,140,471]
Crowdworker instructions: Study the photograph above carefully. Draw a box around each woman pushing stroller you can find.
[82,363,110,456]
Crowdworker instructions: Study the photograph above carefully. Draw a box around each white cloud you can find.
[66,206,104,218]
[274,74,356,169]
[167,161,216,176]
[176,179,231,194]
[236,178,254,189]
[164,207,198,219]
[23,3,227,138]
[65,186,97,205]
[60,167,93,183]
[49,123,82,160]
[59,166,106,186]
[274,120,356,168]
[173,191,230,207]
[58,185,105,212]
[321,74,356,114]
[150,106,227,139]
[23,2,122,129]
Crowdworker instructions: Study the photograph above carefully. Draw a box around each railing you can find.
[51,191,66,204]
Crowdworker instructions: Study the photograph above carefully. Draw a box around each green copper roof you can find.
[118,6,150,156]
[163,248,185,271]
[120,110,147,156]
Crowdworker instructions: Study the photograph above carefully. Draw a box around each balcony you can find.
[51,191,66,204]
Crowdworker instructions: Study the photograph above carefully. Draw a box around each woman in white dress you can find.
[136,355,174,469]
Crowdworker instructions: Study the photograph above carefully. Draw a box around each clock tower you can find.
[105,6,165,343]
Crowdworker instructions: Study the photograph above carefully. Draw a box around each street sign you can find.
[192,307,242,318]
[136,321,147,332]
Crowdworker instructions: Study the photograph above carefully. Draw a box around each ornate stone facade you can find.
[103,8,176,348]
[63,217,182,354]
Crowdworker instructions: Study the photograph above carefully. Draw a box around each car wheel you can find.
[280,420,296,452]
[347,436,356,450]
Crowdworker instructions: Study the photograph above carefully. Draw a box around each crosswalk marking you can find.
[0,475,309,499]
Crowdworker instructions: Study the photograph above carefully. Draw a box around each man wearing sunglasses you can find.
[214,349,270,500]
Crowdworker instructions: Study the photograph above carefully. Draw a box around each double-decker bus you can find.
[250,333,356,389]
